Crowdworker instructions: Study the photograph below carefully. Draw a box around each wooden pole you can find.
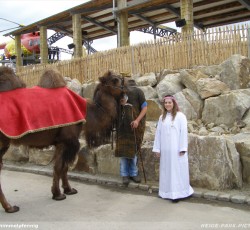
[40,26,48,64]
[15,34,22,68]
[117,0,129,47]
[72,13,83,58]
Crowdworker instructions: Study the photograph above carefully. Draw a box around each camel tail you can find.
[62,139,80,165]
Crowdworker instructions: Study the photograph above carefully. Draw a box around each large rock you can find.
[157,69,179,83]
[94,144,120,175]
[73,146,97,174]
[3,145,29,162]
[202,89,250,127]
[188,134,242,190]
[180,69,208,93]
[136,72,157,87]
[143,121,157,143]
[196,78,230,99]
[140,142,159,182]
[82,81,99,99]
[182,88,203,118]
[242,109,250,131]
[232,133,250,183]
[195,65,222,77]
[156,73,184,99]
[29,146,54,166]
[220,54,250,90]
[65,77,83,96]
[146,99,162,121]
[139,86,158,100]
[174,92,198,120]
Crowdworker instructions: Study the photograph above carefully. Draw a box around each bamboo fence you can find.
[16,24,249,87]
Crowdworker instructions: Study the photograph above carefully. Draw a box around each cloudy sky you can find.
[0,0,179,59]
[0,1,87,37]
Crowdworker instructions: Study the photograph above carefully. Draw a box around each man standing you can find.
[115,80,147,185]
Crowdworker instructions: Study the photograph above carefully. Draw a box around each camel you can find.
[0,67,124,213]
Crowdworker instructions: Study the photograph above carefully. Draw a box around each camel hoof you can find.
[5,205,20,213]
[52,193,66,201]
[64,188,78,195]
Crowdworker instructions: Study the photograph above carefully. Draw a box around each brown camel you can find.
[0,67,124,213]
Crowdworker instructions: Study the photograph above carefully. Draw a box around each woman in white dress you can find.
[153,95,193,202]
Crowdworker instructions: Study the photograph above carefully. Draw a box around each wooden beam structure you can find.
[5,0,250,40]
[3,0,250,66]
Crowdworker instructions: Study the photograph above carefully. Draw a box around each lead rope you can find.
[111,121,116,150]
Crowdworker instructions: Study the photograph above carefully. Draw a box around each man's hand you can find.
[131,120,139,129]
[154,152,160,158]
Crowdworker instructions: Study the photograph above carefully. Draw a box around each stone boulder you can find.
[82,81,99,99]
[232,133,250,183]
[242,109,250,132]
[196,78,230,99]
[65,77,83,96]
[140,141,159,182]
[180,69,208,93]
[182,88,203,119]
[94,144,120,175]
[146,99,162,121]
[188,134,242,190]
[220,54,250,90]
[194,65,222,77]
[157,69,180,82]
[143,121,157,143]
[156,73,184,99]
[174,92,198,120]
[139,86,158,100]
[73,146,97,174]
[3,145,29,162]
[202,89,250,127]
[29,146,55,166]
[136,72,157,87]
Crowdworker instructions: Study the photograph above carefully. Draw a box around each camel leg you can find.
[51,144,66,201]
[0,142,19,213]
[61,164,77,195]
[61,139,79,195]
[55,125,81,197]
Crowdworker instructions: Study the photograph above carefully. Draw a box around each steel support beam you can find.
[81,15,116,34]
[137,25,177,37]
[238,0,250,10]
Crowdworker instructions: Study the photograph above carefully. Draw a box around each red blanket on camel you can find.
[0,86,87,138]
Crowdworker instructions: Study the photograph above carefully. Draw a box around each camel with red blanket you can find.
[0,67,124,213]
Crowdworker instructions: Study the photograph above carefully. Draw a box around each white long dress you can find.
[153,112,194,199]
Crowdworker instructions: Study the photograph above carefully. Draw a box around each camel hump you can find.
[38,68,66,88]
[0,66,26,92]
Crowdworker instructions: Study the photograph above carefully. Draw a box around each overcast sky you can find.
[0,1,87,38]
[0,0,179,59]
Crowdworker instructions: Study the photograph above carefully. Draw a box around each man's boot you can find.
[122,176,129,185]
[130,175,141,183]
